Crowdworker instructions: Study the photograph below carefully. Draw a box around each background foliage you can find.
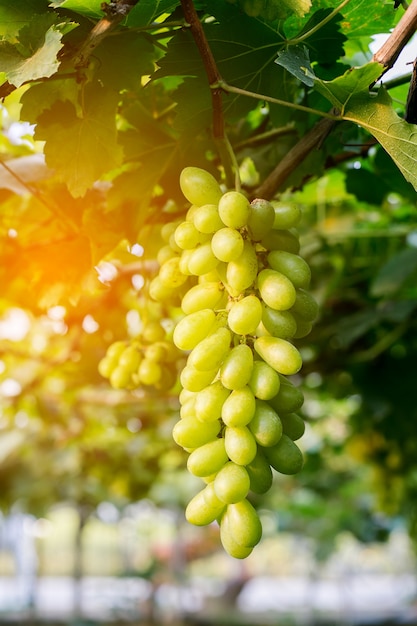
[0,0,417,561]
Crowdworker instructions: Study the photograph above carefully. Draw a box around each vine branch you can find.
[373,0,417,71]
[73,0,140,68]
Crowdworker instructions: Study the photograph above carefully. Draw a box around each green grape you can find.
[106,340,128,361]
[261,229,300,254]
[263,434,303,474]
[293,316,313,339]
[157,244,177,265]
[181,281,225,314]
[211,227,244,262]
[291,288,319,321]
[144,342,166,363]
[227,294,262,336]
[161,220,181,243]
[254,336,302,376]
[172,415,220,449]
[174,221,201,250]
[192,203,224,233]
[214,461,251,503]
[98,355,116,378]
[269,375,304,414]
[226,240,258,297]
[257,268,296,311]
[272,201,302,229]
[221,499,262,547]
[119,346,142,371]
[220,527,253,559]
[221,385,256,426]
[186,483,226,526]
[249,399,283,447]
[180,396,196,418]
[138,358,162,385]
[224,425,257,465]
[179,248,194,276]
[246,448,273,494]
[180,364,218,391]
[187,439,229,477]
[248,360,280,400]
[155,364,177,391]
[262,305,297,339]
[187,326,232,371]
[109,365,133,389]
[149,275,177,302]
[187,242,219,276]
[195,380,230,422]
[173,309,216,351]
[180,166,223,206]
[267,250,311,289]
[220,343,254,390]
[142,321,166,342]
[179,388,197,405]
[218,191,251,228]
[280,412,305,441]
[247,198,275,240]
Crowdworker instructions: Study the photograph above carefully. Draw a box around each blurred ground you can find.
[0,571,417,625]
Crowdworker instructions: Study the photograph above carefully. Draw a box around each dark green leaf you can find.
[296,9,347,65]
[275,45,315,87]
[35,82,123,197]
[345,168,389,205]
[125,0,180,27]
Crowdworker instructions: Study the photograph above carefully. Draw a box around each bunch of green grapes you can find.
[152,166,318,559]
[98,319,182,391]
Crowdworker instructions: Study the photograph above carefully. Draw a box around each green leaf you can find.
[0,14,73,88]
[275,45,315,87]
[345,168,389,205]
[35,82,123,197]
[295,9,347,65]
[343,87,417,191]
[313,62,383,110]
[332,309,381,349]
[48,0,103,19]
[125,0,180,27]
[340,0,396,38]
[0,0,50,38]
[94,32,155,91]
[371,248,417,297]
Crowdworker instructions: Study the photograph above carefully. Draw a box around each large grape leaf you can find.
[34,82,123,197]
[313,62,384,110]
[0,14,74,88]
[284,0,395,39]
[371,248,417,297]
[343,87,417,192]
[155,0,297,131]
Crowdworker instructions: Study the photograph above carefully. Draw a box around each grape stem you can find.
[372,0,417,72]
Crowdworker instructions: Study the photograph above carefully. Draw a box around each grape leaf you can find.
[94,32,155,91]
[340,0,396,38]
[0,14,71,87]
[34,82,123,197]
[48,0,103,18]
[343,87,417,191]
[313,62,383,110]
[295,9,347,65]
[125,0,180,27]
[0,1,50,38]
[275,46,315,87]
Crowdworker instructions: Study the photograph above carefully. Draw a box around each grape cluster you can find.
[153,166,318,559]
[98,320,181,391]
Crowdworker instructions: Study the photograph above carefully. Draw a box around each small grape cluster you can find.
[98,320,181,391]
[152,166,318,559]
